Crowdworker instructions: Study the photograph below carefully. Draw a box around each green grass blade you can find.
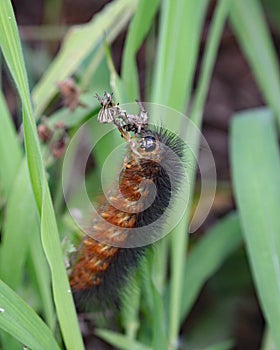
[229,0,280,124]
[0,162,37,290]
[137,251,168,350]
[41,183,85,349]
[0,147,54,328]
[0,2,42,209]
[179,212,242,321]
[231,109,280,348]
[0,333,22,350]
[191,0,232,127]
[168,1,230,347]
[32,0,137,117]
[151,282,168,350]
[261,328,276,350]
[29,225,56,330]
[105,41,127,103]
[95,329,152,350]
[120,277,141,340]
[0,1,84,348]
[0,91,22,198]
[121,0,160,100]
[146,1,208,348]
[0,280,60,350]
[0,161,55,329]
[151,0,209,119]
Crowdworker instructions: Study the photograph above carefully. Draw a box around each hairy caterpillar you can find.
[69,93,185,307]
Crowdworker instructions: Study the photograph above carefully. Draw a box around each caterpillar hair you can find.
[69,92,185,308]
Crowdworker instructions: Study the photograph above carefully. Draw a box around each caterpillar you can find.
[69,92,185,307]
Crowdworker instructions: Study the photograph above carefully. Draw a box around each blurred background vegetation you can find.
[0,0,280,349]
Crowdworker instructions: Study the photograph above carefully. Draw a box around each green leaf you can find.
[151,0,209,119]
[190,0,232,128]
[231,108,280,348]
[148,2,210,348]
[230,0,280,124]
[0,162,37,290]
[0,1,84,348]
[32,0,138,117]
[121,0,160,100]
[0,161,55,330]
[179,212,242,321]
[167,1,231,347]
[95,329,152,350]
[0,91,22,198]
[0,0,42,208]
[262,0,280,32]
[261,328,277,350]
[0,280,60,350]
[29,224,56,330]
[104,41,127,103]
[41,183,84,349]
[151,282,168,350]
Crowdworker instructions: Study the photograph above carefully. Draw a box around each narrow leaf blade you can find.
[231,109,280,347]
[0,280,60,350]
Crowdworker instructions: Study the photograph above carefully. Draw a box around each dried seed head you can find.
[57,78,86,111]
[37,124,53,143]
[51,135,68,158]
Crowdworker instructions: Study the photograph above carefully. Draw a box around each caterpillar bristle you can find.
[69,94,185,309]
